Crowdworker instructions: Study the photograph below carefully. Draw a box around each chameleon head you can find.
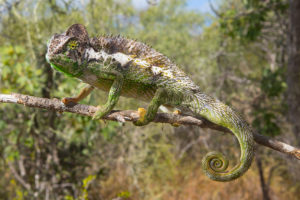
[46,24,90,77]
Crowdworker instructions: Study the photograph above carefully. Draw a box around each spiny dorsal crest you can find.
[68,24,191,83]
[90,35,172,67]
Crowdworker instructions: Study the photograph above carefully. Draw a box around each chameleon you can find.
[46,24,254,182]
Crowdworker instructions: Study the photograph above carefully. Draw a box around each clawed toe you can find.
[171,109,181,127]
[133,108,148,126]
[62,97,77,105]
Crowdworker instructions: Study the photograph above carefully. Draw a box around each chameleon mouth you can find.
[45,53,50,63]
[45,52,74,76]
[49,63,76,77]
[48,55,83,78]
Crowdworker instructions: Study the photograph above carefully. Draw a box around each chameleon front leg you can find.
[134,88,167,126]
[62,85,94,105]
[92,72,124,120]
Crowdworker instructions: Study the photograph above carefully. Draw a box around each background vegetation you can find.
[0,0,299,199]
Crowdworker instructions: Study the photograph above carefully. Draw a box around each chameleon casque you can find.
[46,24,254,182]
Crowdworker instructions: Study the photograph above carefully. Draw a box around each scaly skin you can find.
[46,24,254,182]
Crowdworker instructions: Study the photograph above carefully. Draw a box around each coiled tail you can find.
[192,93,254,182]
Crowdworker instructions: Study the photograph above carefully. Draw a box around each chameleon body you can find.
[46,24,254,182]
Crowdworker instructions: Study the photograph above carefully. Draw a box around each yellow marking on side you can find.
[133,58,151,69]
[162,71,174,78]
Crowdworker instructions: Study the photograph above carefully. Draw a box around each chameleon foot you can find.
[172,110,181,127]
[62,97,78,105]
[92,106,108,120]
[133,107,148,126]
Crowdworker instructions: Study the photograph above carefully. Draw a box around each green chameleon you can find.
[46,24,254,182]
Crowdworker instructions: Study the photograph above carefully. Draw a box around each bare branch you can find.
[209,0,220,17]
[7,161,31,191]
[0,93,299,160]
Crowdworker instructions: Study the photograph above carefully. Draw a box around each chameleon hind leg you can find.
[159,105,181,127]
[93,71,124,120]
[171,109,181,127]
[134,88,167,126]
[62,85,94,105]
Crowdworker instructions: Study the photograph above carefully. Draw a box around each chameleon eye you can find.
[67,40,78,50]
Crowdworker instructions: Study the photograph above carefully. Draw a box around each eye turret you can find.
[67,40,79,50]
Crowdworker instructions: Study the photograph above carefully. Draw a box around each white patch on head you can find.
[84,47,162,71]
[84,48,132,67]
[112,52,132,66]
[85,48,106,60]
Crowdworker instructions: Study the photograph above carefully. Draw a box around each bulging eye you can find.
[67,40,78,50]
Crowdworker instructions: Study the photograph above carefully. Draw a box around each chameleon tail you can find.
[194,95,254,182]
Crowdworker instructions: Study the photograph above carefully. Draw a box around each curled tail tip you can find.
[193,94,255,181]
[201,150,254,182]
[201,151,231,182]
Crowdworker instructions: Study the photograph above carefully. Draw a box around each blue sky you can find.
[186,0,213,13]
[132,0,217,14]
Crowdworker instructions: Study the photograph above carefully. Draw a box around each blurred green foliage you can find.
[261,68,286,98]
[219,0,288,42]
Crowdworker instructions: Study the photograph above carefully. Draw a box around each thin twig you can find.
[0,93,299,160]
[7,161,31,191]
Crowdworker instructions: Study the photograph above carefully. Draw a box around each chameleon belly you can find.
[79,72,156,102]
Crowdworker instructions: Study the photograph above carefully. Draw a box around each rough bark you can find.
[256,155,271,200]
[0,93,299,160]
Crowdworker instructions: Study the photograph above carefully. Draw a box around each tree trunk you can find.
[256,155,271,200]
[288,0,300,146]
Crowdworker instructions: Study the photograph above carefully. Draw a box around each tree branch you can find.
[7,161,31,191]
[1,93,299,160]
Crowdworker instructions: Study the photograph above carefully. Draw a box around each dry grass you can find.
[90,159,299,200]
